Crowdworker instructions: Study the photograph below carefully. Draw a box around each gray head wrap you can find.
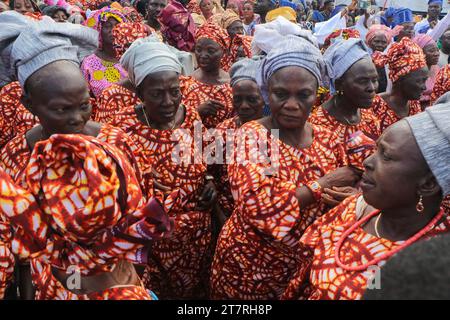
[0,11,98,89]
[230,58,260,87]
[323,38,371,94]
[120,35,183,88]
[405,102,450,196]
[256,34,327,104]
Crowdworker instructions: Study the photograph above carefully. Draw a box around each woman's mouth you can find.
[360,173,376,191]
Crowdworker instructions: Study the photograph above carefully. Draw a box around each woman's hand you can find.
[197,100,225,118]
[195,181,218,211]
[321,186,359,207]
[318,166,362,190]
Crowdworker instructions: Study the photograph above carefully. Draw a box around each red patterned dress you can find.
[0,124,142,300]
[0,82,37,149]
[213,116,239,217]
[371,95,422,133]
[431,65,450,104]
[181,76,234,129]
[94,84,140,123]
[309,106,381,170]
[110,104,213,299]
[0,198,14,299]
[282,195,450,300]
[210,121,347,300]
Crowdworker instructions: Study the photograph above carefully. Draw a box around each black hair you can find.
[135,0,150,17]
[9,0,40,11]
[363,234,450,300]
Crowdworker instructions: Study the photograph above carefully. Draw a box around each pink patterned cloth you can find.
[81,54,128,98]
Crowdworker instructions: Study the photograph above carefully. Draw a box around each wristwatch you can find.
[306,180,322,202]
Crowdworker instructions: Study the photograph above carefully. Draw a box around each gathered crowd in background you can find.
[0,0,449,300]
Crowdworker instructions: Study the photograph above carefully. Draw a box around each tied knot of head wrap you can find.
[120,35,183,88]
[195,21,230,52]
[323,38,371,94]
[372,37,426,83]
[1,134,173,275]
[257,34,327,104]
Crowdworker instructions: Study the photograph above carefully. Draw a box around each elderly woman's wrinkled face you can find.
[337,57,378,108]
[268,66,318,130]
[396,67,429,100]
[227,20,244,39]
[195,38,223,72]
[101,17,121,47]
[24,61,92,136]
[423,43,440,66]
[138,71,181,125]
[361,120,433,212]
[232,80,264,124]
[13,0,33,14]
[369,33,388,52]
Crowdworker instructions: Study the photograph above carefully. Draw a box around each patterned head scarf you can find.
[229,57,260,87]
[2,14,98,89]
[257,34,326,104]
[324,38,371,94]
[392,8,413,27]
[372,37,427,83]
[84,7,126,31]
[210,8,241,30]
[159,0,197,52]
[1,134,173,275]
[365,24,402,47]
[322,28,361,52]
[195,21,230,52]
[112,22,151,59]
[413,34,437,49]
[120,36,183,87]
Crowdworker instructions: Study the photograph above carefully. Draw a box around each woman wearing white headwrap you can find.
[210,34,361,300]
[309,38,382,195]
[110,37,217,300]
[0,12,149,300]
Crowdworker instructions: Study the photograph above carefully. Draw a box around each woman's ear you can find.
[418,172,442,198]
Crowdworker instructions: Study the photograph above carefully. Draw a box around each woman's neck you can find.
[243,15,254,24]
[385,90,410,116]
[194,68,226,85]
[270,117,313,149]
[378,200,442,242]
[96,47,117,62]
[325,96,361,125]
[148,18,161,30]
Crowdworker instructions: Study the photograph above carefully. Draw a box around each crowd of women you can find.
[0,0,449,300]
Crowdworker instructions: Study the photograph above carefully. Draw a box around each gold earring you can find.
[416,195,424,214]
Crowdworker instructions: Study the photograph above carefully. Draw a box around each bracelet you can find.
[306,180,322,202]
[205,175,214,182]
